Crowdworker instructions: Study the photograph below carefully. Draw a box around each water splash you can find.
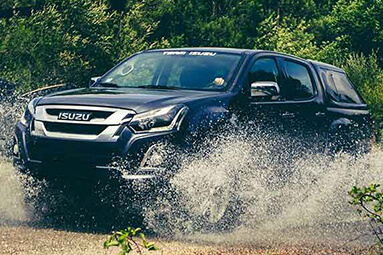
[0,159,30,224]
[143,134,383,247]
[0,93,39,225]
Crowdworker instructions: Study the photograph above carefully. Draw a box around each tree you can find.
[323,0,383,62]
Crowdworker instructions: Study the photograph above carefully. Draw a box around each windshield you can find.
[96,51,243,91]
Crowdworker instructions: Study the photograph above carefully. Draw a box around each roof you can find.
[147,47,345,71]
[146,48,309,61]
[147,47,259,55]
[308,59,344,72]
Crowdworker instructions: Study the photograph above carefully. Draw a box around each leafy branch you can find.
[349,184,383,249]
[104,227,159,255]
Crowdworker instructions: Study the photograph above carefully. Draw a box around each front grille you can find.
[44,122,107,135]
[33,105,135,141]
[46,109,113,120]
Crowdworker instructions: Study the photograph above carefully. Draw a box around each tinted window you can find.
[283,61,315,100]
[321,69,363,104]
[248,58,280,84]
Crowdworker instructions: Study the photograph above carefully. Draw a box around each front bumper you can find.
[14,120,177,181]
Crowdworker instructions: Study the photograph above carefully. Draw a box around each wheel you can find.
[200,185,231,224]
[143,179,242,235]
[20,173,96,228]
[191,185,242,232]
[327,130,372,156]
[13,158,100,229]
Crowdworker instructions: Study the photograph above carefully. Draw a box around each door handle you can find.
[280,112,295,118]
[315,112,326,117]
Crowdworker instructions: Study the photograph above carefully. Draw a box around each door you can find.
[242,54,328,153]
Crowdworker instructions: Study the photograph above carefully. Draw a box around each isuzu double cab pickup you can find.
[14,48,373,182]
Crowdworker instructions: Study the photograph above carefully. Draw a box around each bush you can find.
[350,184,383,252]
[0,1,115,90]
[104,227,158,255]
[339,53,383,130]
[0,0,167,92]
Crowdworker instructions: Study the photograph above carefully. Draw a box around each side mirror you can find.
[89,76,101,86]
[250,81,280,100]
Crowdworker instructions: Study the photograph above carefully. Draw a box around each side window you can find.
[321,69,363,104]
[282,60,315,100]
[247,58,280,84]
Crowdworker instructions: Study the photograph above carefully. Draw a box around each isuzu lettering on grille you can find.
[58,112,92,121]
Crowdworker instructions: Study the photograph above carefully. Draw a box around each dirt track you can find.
[0,226,373,255]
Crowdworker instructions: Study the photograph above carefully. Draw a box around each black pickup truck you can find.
[14,48,373,176]
[13,48,373,224]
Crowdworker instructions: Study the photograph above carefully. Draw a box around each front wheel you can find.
[144,183,242,235]
[197,189,242,232]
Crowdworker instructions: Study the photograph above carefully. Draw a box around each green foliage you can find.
[350,184,383,221]
[0,1,115,90]
[0,0,382,133]
[140,0,264,48]
[114,2,169,60]
[0,0,37,10]
[255,14,348,63]
[0,0,166,91]
[339,53,383,127]
[350,184,383,251]
[256,15,321,59]
[104,227,159,255]
[325,0,383,60]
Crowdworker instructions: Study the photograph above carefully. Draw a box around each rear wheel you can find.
[329,135,372,156]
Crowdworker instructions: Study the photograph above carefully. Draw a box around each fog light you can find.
[13,143,19,156]
[140,145,165,169]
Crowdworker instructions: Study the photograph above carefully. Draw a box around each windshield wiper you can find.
[97,82,120,88]
[136,85,181,90]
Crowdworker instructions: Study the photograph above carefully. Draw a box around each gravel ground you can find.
[0,226,374,255]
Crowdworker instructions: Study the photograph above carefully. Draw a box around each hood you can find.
[37,87,229,113]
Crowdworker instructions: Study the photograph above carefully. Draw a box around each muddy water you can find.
[0,96,382,252]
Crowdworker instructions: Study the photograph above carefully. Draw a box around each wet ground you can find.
[0,225,375,255]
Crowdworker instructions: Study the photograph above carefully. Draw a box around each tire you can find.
[19,171,96,228]
[13,154,148,230]
[329,134,371,157]
[143,181,242,235]
[196,191,242,232]
[13,159,100,229]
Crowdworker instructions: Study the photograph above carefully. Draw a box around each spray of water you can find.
[0,92,27,223]
[0,93,47,226]
[0,159,30,224]
[143,133,383,247]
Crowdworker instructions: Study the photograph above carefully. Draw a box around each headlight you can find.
[20,97,40,126]
[129,105,188,133]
